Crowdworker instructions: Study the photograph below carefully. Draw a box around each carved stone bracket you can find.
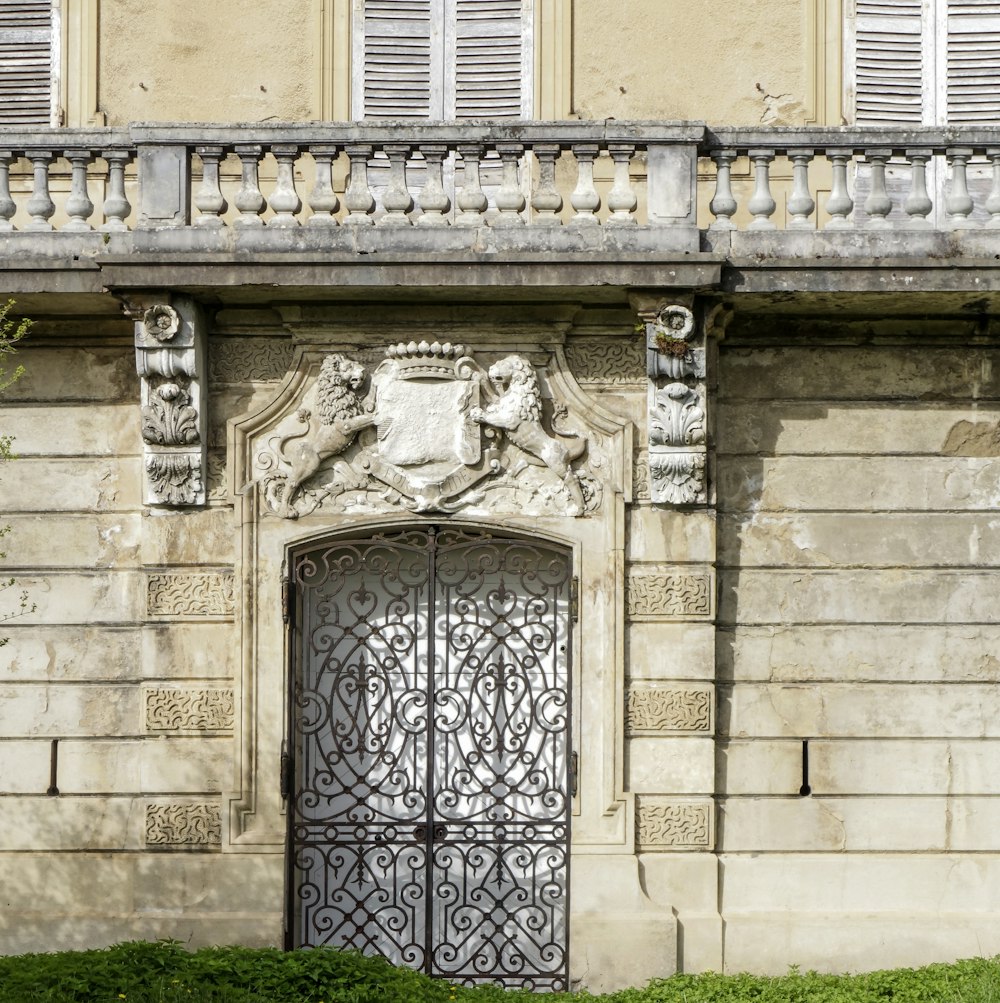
[130,295,207,506]
[632,296,709,508]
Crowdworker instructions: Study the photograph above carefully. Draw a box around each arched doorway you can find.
[286,525,573,990]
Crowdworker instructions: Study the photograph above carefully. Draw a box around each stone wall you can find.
[0,324,281,951]
[714,322,1000,972]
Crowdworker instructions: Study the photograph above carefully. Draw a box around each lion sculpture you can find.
[274,354,373,518]
[470,355,587,515]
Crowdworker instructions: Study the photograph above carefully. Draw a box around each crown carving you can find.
[385,340,468,378]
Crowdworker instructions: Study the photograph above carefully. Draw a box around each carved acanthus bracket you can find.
[130,296,207,507]
[254,342,599,519]
[633,297,708,507]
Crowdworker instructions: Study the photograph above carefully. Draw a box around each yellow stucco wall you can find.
[90,0,837,126]
[98,0,319,124]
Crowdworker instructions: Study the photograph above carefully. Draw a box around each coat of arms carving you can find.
[257,342,599,518]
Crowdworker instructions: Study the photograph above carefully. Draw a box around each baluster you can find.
[569,143,600,225]
[25,151,55,231]
[416,145,450,227]
[343,143,375,225]
[494,143,525,225]
[606,143,637,225]
[101,149,132,232]
[530,143,562,224]
[824,148,854,229]
[62,149,95,231]
[194,145,227,228]
[268,144,302,227]
[746,149,776,230]
[787,150,816,229]
[0,151,16,231]
[903,149,933,227]
[233,144,265,227]
[946,147,976,228]
[708,149,738,230]
[863,148,893,229]
[379,144,413,226]
[307,144,339,226]
[455,143,487,226]
[985,147,1000,229]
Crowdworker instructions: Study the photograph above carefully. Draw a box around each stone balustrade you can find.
[2,124,1000,238]
[704,127,1000,230]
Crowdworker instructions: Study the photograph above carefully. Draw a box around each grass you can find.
[1,942,999,1003]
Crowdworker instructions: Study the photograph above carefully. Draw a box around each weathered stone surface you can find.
[0,458,142,512]
[719,512,1000,568]
[0,572,142,625]
[141,624,238,680]
[723,738,1000,796]
[720,346,1000,402]
[719,569,1000,624]
[7,346,136,403]
[719,624,1000,683]
[0,797,139,851]
[628,508,715,564]
[718,402,1000,455]
[140,509,237,566]
[1,626,141,682]
[717,456,1000,512]
[626,737,715,794]
[0,737,232,795]
[719,796,1000,852]
[0,514,141,568]
[2,404,140,456]
[721,682,1000,738]
[0,683,140,737]
[627,623,717,681]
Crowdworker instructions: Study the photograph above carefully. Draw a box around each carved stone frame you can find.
[221,335,686,984]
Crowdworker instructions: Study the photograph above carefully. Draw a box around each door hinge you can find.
[570,577,579,622]
[281,576,291,625]
[570,750,579,798]
[280,741,292,801]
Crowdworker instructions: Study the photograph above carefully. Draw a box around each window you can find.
[0,0,57,126]
[352,0,533,120]
[850,0,1000,125]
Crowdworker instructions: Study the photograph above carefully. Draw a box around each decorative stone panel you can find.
[625,566,713,619]
[145,803,222,847]
[633,448,652,502]
[626,685,713,734]
[146,570,236,619]
[209,338,293,383]
[565,338,645,386]
[635,798,714,851]
[144,687,235,733]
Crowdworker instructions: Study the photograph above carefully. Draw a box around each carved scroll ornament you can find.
[256,343,599,519]
[648,383,707,506]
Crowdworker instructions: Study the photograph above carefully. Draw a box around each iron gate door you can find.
[287,527,572,990]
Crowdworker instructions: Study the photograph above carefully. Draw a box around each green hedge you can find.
[0,942,998,1003]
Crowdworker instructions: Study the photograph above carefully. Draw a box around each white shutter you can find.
[946,0,1000,123]
[451,0,529,119]
[854,0,926,124]
[355,0,442,119]
[0,0,54,127]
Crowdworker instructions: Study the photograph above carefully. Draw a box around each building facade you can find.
[2,0,1000,991]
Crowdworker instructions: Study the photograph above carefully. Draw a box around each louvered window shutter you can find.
[854,0,926,124]
[0,0,54,127]
[451,0,528,119]
[946,0,1000,124]
[355,0,443,119]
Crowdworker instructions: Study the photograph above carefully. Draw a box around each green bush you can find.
[0,943,999,1003]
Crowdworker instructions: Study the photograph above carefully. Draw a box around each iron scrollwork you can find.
[288,527,572,991]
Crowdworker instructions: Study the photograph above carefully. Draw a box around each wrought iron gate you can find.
[286,526,572,990]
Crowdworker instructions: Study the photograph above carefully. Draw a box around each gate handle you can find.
[413,825,448,842]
